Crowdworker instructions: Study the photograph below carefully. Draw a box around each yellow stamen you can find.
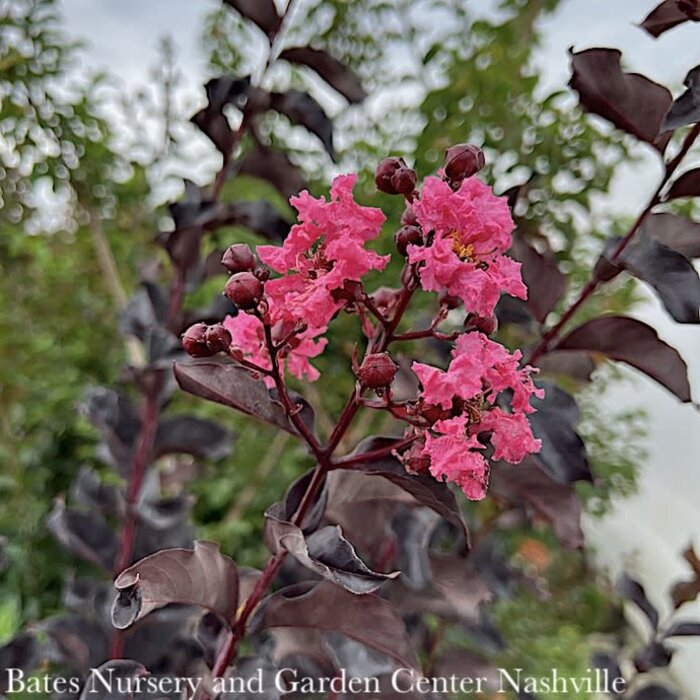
[451,233,475,261]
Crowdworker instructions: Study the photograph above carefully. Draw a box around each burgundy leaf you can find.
[599,234,700,323]
[490,457,584,549]
[536,350,595,381]
[254,580,421,671]
[344,437,469,547]
[0,634,39,694]
[569,48,672,152]
[41,615,109,673]
[223,0,281,36]
[270,90,335,161]
[664,620,700,636]
[191,108,234,156]
[229,200,291,241]
[662,64,700,131]
[154,416,232,461]
[528,383,592,485]
[271,522,399,594]
[634,641,672,672]
[279,47,367,103]
[112,541,239,629]
[666,167,700,199]
[79,660,149,700]
[640,213,700,258]
[174,361,305,435]
[553,316,691,401]
[238,144,306,199]
[47,500,117,571]
[510,236,566,323]
[618,573,660,629]
[630,685,679,700]
[640,0,700,38]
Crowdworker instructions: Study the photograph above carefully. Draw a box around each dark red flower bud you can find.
[468,314,498,336]
[391,167,417,196]
[205,323,232,353]
[444,143,485,182]
[402,440,430,476]
[401,205,418,227]
[438,289,462,309]
[224,271,263,310]
[221,243,256,274]
[375,157,407,194]
[355,352,398,389]
[182,323,213,357]
[369,286,399,312]
[394,225,423,256]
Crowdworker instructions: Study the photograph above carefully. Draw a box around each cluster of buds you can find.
[374,157,417,197]
[182,322,232,358]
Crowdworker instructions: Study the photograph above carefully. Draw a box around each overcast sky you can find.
[59,0,700,693]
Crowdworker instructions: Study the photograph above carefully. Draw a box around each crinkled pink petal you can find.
[476,408,542,464]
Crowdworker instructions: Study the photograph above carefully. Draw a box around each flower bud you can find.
[205,323,232,353]
[444,143,485,182]
[391,167,417,196]
[467,314,498,336]
[182,323,213,357]
[375,157,411,195]
[395,225,422,256]
[224,271,263,310]
[221,244,256,274]
[355,352,398,389]
[401,205,418,227]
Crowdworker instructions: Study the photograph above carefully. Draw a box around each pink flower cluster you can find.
[408,176,526,316]
[224,174,387,382]
[412,332,543,500]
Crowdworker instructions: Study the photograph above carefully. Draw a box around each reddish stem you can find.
[527,123,700,365]
[110,388,160,658]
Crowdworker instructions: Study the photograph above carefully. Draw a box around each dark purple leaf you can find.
[592,651,623,696]
[634,641,672,672]
[490,457,584,548]
[238,144,306,199]
[510,236,566,323]
[270,90,335,160]
[273,468,328,535]
[640,0,700,38]
[41,615,109,673]
[618,573,659,629]
[528,383,592,484]
[631,685,679,700]
[344,436,469,547]
[191,76,251,154]
[254,580,420,671]
[600,234,700,323]
[80,386,140,451]
[554,316,692,401]
[0,634,39,694]
[230,200,291,241]
[279,47,367,103]
[667,167,700,200]
[323,632,394,680]
[47,500,117,571]
[78,660,149,700]
[536,350,595,381]
[223,0,281,36]
[70,466,123,516]
[112,541,239,629]
[662,64,700,131]
[174,361,305,435]
[639,213,700,258]
[154,416,232,461]
[391,507,441,590]
[664,620,700,636]
[269,521,399,594]
[569,48,673,152]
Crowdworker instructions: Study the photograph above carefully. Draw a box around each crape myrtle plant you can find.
[4,1,700,699]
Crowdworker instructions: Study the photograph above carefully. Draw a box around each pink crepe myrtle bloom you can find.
[223,314,327,386]
[412,331,543,500]
[407,175,526,316]
[257,174,389,330]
